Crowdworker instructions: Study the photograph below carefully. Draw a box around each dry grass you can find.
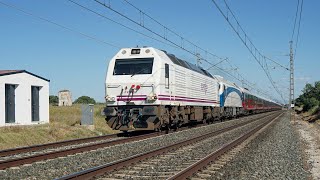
[0,104,116,150]
[300,106,320,123]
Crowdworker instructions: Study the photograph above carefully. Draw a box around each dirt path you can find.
[295,115,320,179]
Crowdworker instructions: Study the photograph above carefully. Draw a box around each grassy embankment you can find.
[296,106,320,125]
[295,81,320,123]
[0,104,116,150]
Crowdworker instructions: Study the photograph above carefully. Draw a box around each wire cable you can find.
[121,0,221,60]
[0,1,121,49]
[291,0,300,41]
[294,0,304,56]
[92,0,224,61]
[68,0,275,100]
[210,0,286,103]
[92,0,273,97]
[67,0,178,49]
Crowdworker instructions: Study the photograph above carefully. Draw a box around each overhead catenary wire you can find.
[68,0,223,65]
[66,0,179,50]
[89,0,275,99]
[291,0,300,41]
[293,0,304,57]
[221,0,288,71]
[121,0,221,60]
[92,0,225,61]
[206,58,227,71]
[1,0,283,102]
[0,1,121,49]
[210,0,286,103]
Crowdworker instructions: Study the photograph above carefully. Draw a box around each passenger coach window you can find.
[165,63,169,89]
[113,58,154,75]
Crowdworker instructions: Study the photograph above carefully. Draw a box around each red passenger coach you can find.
[242,90,282,114]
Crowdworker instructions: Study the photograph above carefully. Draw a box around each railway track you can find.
[0,133,120,157]
[0,119,214,169]
[0,111,274,171]
[169,112,283,180]
[56,111,283,180]
[0,131,164,170]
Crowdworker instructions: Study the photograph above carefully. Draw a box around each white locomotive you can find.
[104,47,281,131]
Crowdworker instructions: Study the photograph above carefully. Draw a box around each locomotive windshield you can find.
[113,58,154,75]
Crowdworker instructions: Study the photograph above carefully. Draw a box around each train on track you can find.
[103,47,282,131]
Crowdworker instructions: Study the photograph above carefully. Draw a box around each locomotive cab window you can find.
[113,58,154,75]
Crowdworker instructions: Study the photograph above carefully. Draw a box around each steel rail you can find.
[0,122,209,170]
[0,131,164,170]
[56,111,281,180]
[168,112,284,180]
[0,111,277,170]
[0,112,245,158]
[0,119,206,158]
[0,110,274,158]
[0,133,121,157]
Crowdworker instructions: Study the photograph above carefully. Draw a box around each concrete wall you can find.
[58,91,72,106]
[0,72,49,126]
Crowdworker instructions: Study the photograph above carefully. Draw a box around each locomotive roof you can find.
[213,75,240,88]
[164,52,213,78]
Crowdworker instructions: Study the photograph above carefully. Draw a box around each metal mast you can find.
[289,41,295,121]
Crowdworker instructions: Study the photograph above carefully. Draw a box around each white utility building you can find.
[0,70,50,126]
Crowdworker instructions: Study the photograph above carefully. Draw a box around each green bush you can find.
[303,97,319,111]
[297,81,320,112]
[74,96,96,104]
[49,95,59,105]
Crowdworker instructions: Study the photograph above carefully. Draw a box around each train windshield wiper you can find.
[131,67,149,77]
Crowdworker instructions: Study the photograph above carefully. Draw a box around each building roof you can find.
[0,70,50,82]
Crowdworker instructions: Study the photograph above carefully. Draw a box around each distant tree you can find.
[49,95,59,105]
[296,81,320,112]
[74,96,96,104]
[315,81,320,100]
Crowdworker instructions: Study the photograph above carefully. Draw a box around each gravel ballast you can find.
[101,114,275,179]
[0,112,274,179]
[210,112,310,180]
[0,137,125,162]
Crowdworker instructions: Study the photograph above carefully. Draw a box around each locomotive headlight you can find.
[131,49,140,54]
[106,96,116,102]
[147,95,157,101]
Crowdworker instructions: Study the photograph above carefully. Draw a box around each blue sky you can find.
[0,0,318,103]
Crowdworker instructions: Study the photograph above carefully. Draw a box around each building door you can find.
[5,84,15,123]
[31,86,40,122]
